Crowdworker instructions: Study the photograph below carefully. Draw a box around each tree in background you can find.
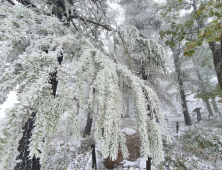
[124,0,194,125]
[0,0,171,169]
[119,0,178,117]
[170,40,192,125]
[158,0,222,122]
[159,0,222,91]
[191,47,222,117]
[184,0,222,91]
[191,47,215,117]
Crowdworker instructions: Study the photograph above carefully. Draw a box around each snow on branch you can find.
[0,2,171,169]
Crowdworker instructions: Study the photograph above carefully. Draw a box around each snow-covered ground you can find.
[1,92,222,170]
[82,111,222,170]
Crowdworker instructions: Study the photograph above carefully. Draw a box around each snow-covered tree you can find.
[190,46,222,117]
[0,1,171,169]
[118,0,178,117]
[158,0,222,120]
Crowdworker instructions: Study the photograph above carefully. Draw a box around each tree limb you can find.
[6,0,16,5]
[76,15,113,31]
[7,0,113,32]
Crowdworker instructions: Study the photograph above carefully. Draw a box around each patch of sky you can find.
[0,91,18,119]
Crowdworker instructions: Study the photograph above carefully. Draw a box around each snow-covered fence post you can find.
[91,144,97,170]
[146,157,152,170]
[176,122,179,133]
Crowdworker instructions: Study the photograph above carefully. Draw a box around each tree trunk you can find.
[205,99,214,117]
[14,113,41,170]
[142,64,158,122]
[142,63,150,117]
[178,82,192,125]
[211,98,222,117]
[205,78,221,117]
[83,112,93,137]
[83,87,95,138]
[192,1,222,91]
[126,94,130,117]
[172,47,192,126]
[209,41,222,91]
[192,57,214,117]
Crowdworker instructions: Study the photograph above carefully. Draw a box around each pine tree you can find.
[0,1,171,169]
[119,0,177,115]
[125,0,193,125]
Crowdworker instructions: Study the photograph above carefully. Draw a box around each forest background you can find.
[0,0,222,169]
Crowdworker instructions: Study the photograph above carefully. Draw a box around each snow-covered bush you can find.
[159,119,222,170]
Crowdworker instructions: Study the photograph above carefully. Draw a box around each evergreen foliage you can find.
[0,1,171,169]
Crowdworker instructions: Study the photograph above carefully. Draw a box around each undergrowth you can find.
[43,137,93,170]
[159,118,222,170]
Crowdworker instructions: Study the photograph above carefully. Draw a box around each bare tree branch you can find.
[76,16,113,31]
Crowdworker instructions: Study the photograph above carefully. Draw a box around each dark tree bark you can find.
[14,113,41,170]
[142,63,158,122]
[172,47,192,126]
[209,41,222,91]
[83,112,93,137]
[16,0,37,8]
[126,94,130,117]
[177,81,192,126]
[83,88,95,138]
